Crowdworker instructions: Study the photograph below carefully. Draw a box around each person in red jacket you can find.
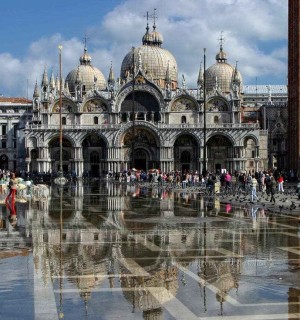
[277,175,284,193]
[5,173,17,203]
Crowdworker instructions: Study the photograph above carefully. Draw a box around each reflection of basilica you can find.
[24,18,268,176]
[4,182,299,318]
[28,182,245,318]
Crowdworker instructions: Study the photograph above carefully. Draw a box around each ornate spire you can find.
[41,67,49,87]
[197,62,204,87]
[55,75,60,91]
[165,61,171,82]
[108,62,115,86]
[50,72,55,90]
[232,61,241,85]
[64,81,70,95]
[33,81,40,98]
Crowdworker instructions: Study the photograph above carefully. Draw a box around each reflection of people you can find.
[5,173,17,203]
[6,200,17,228]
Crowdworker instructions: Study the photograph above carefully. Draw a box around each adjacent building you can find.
[0,97,32,171]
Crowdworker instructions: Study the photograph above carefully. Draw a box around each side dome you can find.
[65,47,106,95]
[205,47,243,94]
[120,25,178,89]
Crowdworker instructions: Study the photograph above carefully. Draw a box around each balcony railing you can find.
[25,121,260,130]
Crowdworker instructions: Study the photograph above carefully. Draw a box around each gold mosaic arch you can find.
[171,97,197,112]
[122,127,158,147]
[206,97,228,111]
[52,99,76,113]
[114,121,164,147]
[83,98,108,113]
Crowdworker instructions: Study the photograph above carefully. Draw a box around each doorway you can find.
[215,163,221,174]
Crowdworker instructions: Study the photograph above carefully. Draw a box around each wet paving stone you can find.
[0,181,300,319]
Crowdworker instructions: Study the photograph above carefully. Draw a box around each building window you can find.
[1,140,6,148]
[13,125,18,137]
[181,116,186,124]
[62,117,66,125]
[214,116,219,124]
[137,112,144,120]
[2,125,6,136]
[94,117,98,125]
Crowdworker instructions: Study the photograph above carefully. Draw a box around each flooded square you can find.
[0,181,300,320]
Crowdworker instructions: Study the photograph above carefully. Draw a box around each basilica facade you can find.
[24,23,268,177]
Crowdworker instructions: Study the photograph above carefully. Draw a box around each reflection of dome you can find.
[120,25,177,89]
[121,266,178,316]
[205,46,242,94]
[65,47,106,95]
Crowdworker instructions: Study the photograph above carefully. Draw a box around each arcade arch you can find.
[82,134,108,176]
[49,137,73,174]
[207,135,233,173]
[174,134,199,172]
[121,127,159,170]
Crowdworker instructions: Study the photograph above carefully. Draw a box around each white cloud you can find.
[0,0,288,97]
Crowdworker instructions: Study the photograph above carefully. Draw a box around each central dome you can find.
[205,47,242,94]
[120,25,178,89]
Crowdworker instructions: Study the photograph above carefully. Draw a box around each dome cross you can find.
[218,31,225,51]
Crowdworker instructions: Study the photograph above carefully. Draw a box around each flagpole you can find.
[55,45,67,186]
[58,45,63,178]
[203,48,207,176]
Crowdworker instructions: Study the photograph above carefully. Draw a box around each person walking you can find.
[250,175,258,202]
[261,174,266,197]
[224,172,232,190]
[5,173,17,204]
[270,176,277,203]
[277,175,284,193]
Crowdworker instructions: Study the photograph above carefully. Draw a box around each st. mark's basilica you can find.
[6,19,287,177]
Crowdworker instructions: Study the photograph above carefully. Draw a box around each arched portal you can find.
[49,137,73,174]
[174,134,199,172]
[82,135,108,176]
[122,127,159,171]
[207,135,233,173]
[244,137,257,172]
[30,149,38,172]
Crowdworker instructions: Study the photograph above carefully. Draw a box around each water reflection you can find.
[1,181,300,319]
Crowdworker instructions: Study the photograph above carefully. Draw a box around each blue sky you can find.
[0,0,288,97]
